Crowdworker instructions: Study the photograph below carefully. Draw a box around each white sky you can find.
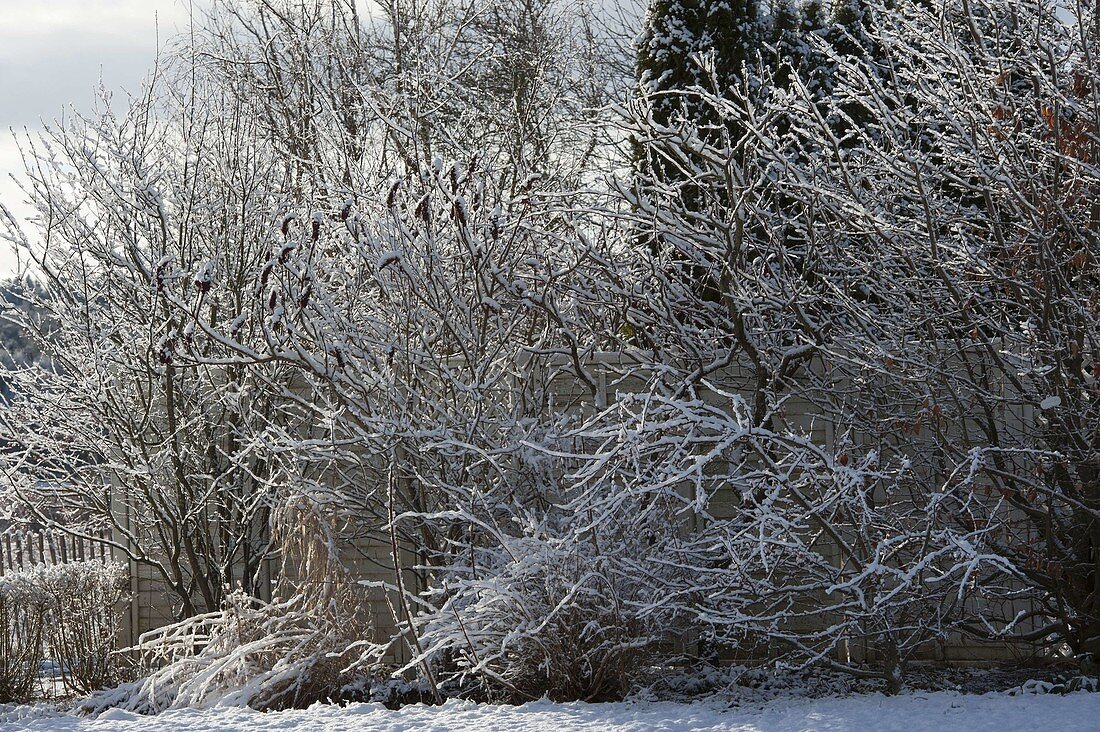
[0,0,200,277]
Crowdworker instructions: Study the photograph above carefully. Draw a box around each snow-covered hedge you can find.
[0,560,129,700]
[0,571,48,702]
[36,561,131,694]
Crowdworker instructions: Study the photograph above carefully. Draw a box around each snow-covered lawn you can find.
[3,692,1098,732]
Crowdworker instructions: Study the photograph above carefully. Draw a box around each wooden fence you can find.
[0,527,113,575]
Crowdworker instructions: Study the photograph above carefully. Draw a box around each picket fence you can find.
[0,527,113,575]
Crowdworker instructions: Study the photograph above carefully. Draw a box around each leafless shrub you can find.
[37,562,131,695]
[0,574,46,703]
[415,529,670,702]
[0,561,128,700]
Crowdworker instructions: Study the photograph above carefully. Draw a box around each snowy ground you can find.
[3,692,1099,732]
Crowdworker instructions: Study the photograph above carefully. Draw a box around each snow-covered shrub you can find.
[33,561,130,694]
[167,136,627,699]
[415,532,671,702]
[86,499,372,713]
[0,572,47,703]
[600,0,1100,682]
[0,560,127,700]
[394,405,708,702]
[746,0,1100,662]
[551,389,1015,692]
[93,591,358,712]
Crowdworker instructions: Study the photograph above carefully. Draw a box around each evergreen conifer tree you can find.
[636,0,764,133]
[633,1,767,306]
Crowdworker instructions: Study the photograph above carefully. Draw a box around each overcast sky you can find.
[0,0,199,277]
